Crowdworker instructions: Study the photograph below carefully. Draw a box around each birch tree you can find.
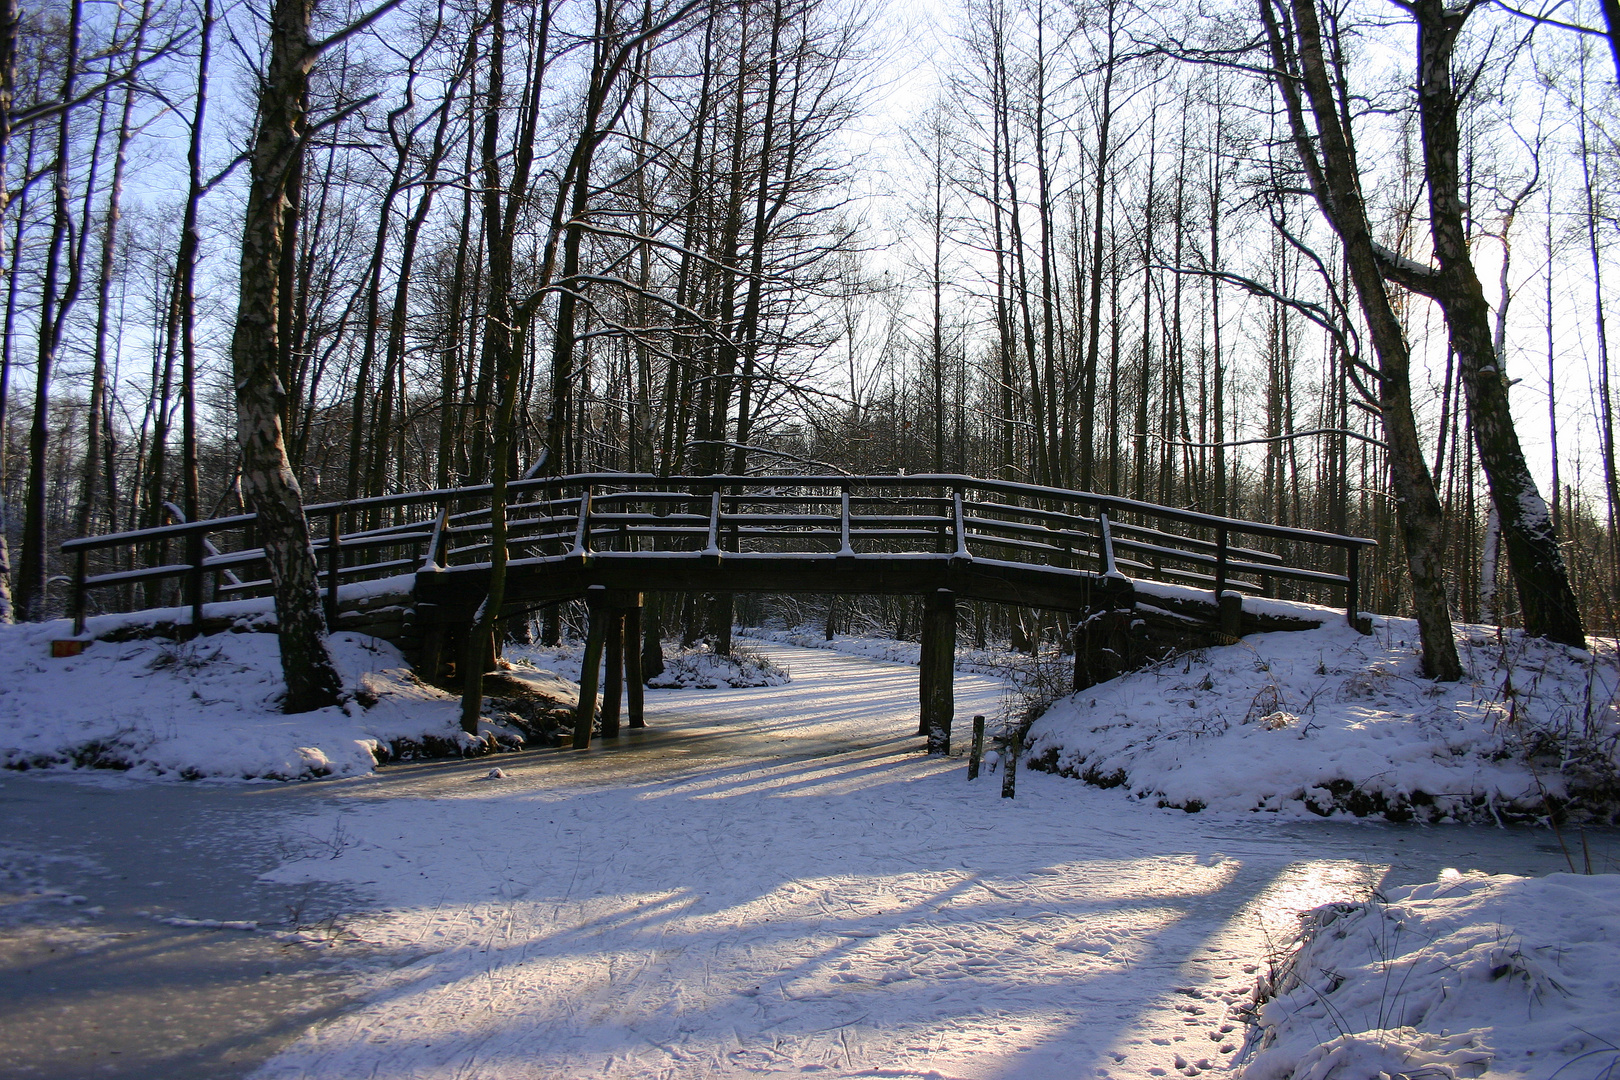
[231,0,398,712]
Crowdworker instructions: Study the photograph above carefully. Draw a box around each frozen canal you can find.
[0,642,1611,1079]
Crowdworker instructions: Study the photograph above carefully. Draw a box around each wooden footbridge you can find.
[62,474,1374,747]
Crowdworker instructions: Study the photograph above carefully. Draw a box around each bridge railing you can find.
[60,473,1375,633]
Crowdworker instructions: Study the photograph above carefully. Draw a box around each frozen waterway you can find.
[249,643,1614,1080]
[0,774,363,1080]
[1,642,1613,1080]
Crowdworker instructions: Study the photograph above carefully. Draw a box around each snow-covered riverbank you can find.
[0,621,484,779]
[1246,869,1620,1080]
[1028,614,1620,824]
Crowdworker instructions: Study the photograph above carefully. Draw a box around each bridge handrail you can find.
[59,472,1375,635]
[66,473,1374,549]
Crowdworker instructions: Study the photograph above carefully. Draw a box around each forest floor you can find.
[1,631,1617,1079]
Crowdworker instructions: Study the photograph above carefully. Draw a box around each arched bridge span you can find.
[62,474,1374,748]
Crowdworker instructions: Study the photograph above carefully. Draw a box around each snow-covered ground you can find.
[244,645,1354,1079]
[1028,614,1620,824]
[236,643,1612,1080]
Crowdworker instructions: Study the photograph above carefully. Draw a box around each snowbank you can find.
[508,640,790,689]
[0,618,574,781]
[744,625,1056,685]
[1026,616,1620,822]
[647,643,789,688]
[1246,870,1620,1080]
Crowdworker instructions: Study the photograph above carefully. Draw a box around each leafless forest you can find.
[3,0,1619,666]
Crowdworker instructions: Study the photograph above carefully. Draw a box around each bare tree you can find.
[16,0,86,622]
[0,0,19,623]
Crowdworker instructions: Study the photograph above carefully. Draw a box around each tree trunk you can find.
[78,2,150,541]
[230,0,345,712]
[177,0,209,525]
[1400,0,1583,647]
[17,0,84,621]
[1258,0,1460,678]
[0,0,16,622]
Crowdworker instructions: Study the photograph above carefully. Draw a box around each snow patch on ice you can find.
[745,625,1056,684]
[647,642,790,688]
[157,916,259,931]
[509,639,791,690]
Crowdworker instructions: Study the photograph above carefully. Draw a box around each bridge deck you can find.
[415,551,1121,620]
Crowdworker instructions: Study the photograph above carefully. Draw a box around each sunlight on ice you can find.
[1244,859,1387,946]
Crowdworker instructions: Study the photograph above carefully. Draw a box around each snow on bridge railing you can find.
[61,473,1375,635]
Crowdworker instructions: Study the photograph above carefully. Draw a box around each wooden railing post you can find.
[325,510,341,627]
[1098,511,1119,577]
[424,505,449,569]
[952,486,968,561]
[71,550,87,637]
[704,488,722,557]
[838,485,853,558]
[1346,544,1361,629]
[1213,526,1228,605]
[186,530,205,636]
[571,485,594,559]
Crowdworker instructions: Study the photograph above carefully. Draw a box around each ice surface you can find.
[3,614,1615,1079]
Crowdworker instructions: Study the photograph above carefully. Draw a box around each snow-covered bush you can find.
[647,642,789,688]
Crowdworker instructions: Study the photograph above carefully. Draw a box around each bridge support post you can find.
[1218,592,1244,639]
[920,589,955,752]
[573,587,609,750]
[413,603,447,680]
[1073,579,1136,692]
[625,596,645,729]
[602,607,625,738]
